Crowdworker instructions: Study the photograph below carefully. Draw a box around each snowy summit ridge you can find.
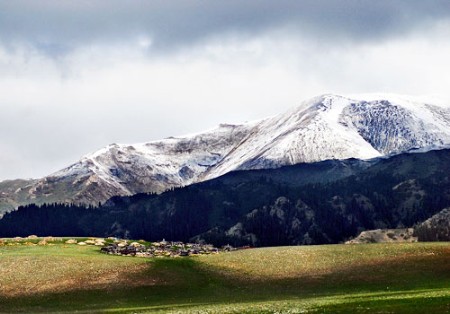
[2,94,450,211]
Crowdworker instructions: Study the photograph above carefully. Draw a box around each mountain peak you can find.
[1,93,450,214]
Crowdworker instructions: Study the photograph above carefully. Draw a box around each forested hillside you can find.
[1,149,449,246]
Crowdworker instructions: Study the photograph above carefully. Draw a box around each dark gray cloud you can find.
[1,0,449,56]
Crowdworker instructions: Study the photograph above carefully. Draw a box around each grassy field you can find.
[0,238,449,313]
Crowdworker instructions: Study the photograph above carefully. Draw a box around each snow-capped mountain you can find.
[1,94,450,214]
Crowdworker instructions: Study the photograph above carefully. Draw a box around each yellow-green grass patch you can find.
[0,241,449,313]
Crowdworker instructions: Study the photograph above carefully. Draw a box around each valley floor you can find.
[0,240,449,313]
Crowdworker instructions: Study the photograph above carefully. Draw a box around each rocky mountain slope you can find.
[1,94,450,215]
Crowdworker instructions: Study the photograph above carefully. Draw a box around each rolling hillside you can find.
[0,239,449,313]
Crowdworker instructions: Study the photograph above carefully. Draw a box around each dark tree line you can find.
[1,149,450,246]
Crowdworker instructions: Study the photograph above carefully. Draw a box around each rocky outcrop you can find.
[345,228,417,244]
[414,208,450,241]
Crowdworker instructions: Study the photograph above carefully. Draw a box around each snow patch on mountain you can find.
[2,93,450,211]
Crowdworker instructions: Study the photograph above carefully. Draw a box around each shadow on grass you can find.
[0,258,236,313]
[0,250,449,313]
[316,293,450,314]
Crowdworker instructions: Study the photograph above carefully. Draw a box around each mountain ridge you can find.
[1,93,449,215]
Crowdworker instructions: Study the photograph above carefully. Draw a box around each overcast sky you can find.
[1,1,450,180]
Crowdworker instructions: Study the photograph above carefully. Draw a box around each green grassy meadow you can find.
[0,239,449,313]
